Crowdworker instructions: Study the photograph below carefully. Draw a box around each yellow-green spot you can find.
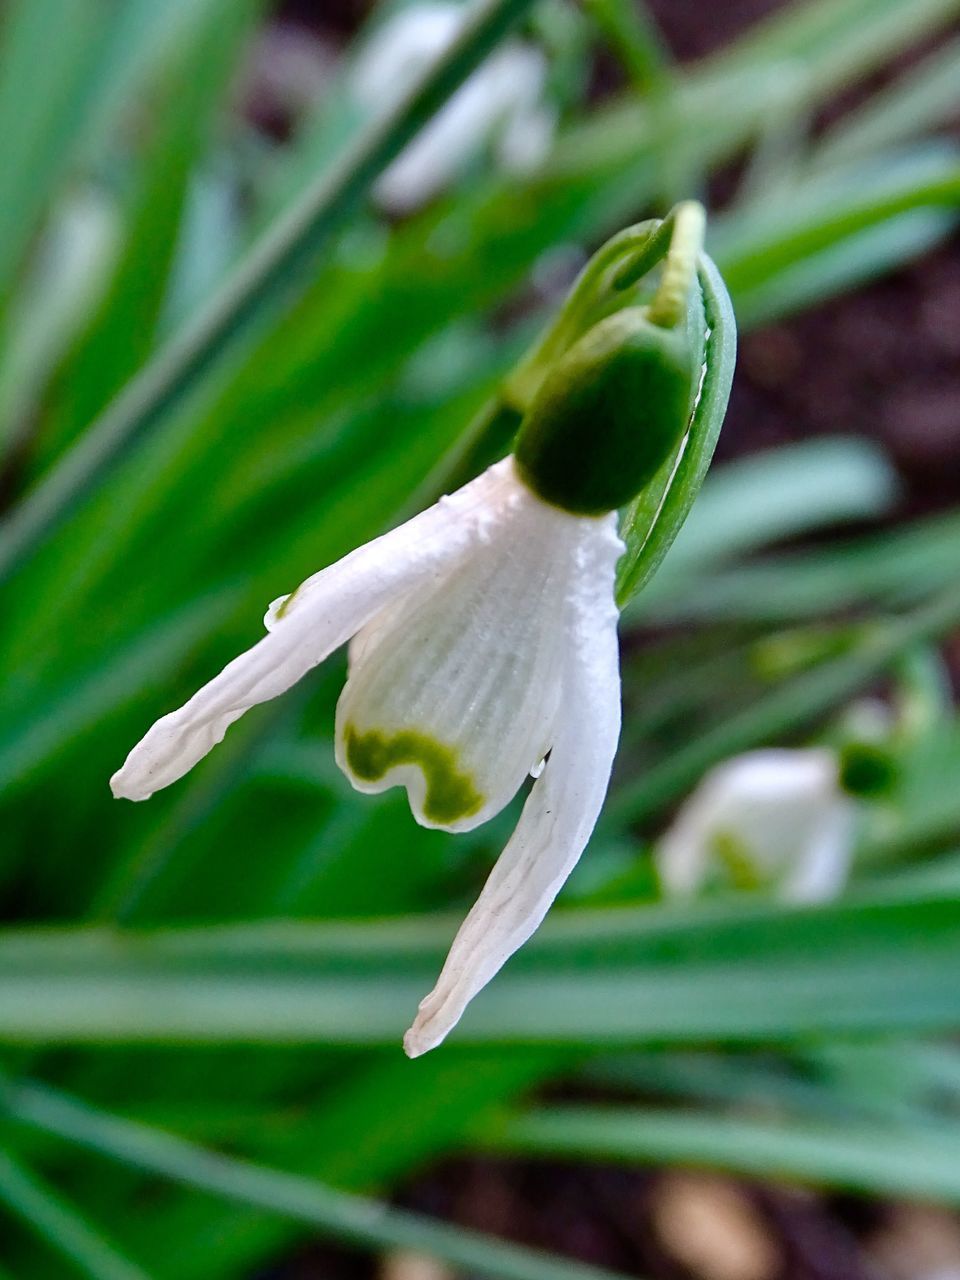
[274,589,297,621]
[344,725,484,826]
[710,829,765,892]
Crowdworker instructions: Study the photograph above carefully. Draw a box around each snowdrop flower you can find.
[111,283,701,1055]
[351,2,555,213]
[112,458,622,1056]
[111,196,715,1055]
[656,749,858,905]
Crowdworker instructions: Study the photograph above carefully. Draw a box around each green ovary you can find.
[344,724,484,826]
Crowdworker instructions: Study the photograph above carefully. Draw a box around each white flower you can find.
[656,749,857,904]
[350,2,555,213]
[111,457,624,1056]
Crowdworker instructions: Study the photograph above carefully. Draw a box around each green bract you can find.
[513,307,697,516]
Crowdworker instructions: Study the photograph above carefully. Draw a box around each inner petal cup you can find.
[403,510,624,1056]
[335,479,578,833]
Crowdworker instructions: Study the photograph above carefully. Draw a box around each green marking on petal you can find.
[710,829,765,892]
[273,590,296,620]
[344,724,484,826]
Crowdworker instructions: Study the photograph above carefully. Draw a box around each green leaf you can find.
[713,144,960,301]
[0,1078,643,1280]
[817,35,960,163]
[0,0,110,300]
[637,509,960,625]
[0,0,538,583]
[637,436,898,595]
[40,0,261,460]
[0,1149,149,1280]
[610,580,960,824]
[487,1105,960,1203]
[728,206,957,327]
[0,884,957,1044]
[0,593,233,793]
[120,1048,564,1280]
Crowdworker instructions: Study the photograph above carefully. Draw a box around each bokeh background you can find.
[0,1,959,1277]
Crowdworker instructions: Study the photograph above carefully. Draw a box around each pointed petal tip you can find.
[402,1029,427,1059]
[109,768,150,802]
[403,976,468,1057]
[402,1028,439,1059]
[402,1008,446,1059]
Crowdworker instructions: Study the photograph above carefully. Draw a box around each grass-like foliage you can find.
[0,0,959,1275]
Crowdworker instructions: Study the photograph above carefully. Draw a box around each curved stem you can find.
[647,200,706,327]
[504,217,666,408]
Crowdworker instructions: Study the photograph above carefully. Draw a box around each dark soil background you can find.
[257,2,960,1278]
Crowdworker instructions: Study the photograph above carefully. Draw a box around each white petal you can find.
[351,3,460,107]
[656,748,850,898]
[403,514,623,1057]
[353,4,552,212]
[110,462,512,802]
[781,802,857,903]
[335,468,584,832]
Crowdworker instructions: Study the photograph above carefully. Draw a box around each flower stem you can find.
[439,205,706,495]
[504,214,675,410]
[0,0,537,585]
[646,199,706,328]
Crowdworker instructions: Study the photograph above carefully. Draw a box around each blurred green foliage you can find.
[0,0,959,1276]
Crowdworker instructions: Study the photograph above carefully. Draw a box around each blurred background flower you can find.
[350,2,556,211]
[655,747,859,903]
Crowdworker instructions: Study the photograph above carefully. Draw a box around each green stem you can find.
[615,250,736,607]
[504,217,666,408]
[0,0,536,584]
[0,1078,641,1280]
[647,200,706,327]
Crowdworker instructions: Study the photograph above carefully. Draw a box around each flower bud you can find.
[514,307,697,515]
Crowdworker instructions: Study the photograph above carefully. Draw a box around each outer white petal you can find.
[110,463,511,802]
[403,513,623,1057]
[376,45,550,210]
[656,748,853,901]
[350,3,460,105]
[335,466,584,832]
[351,3,551,212]
[497,100,556,175]
[782,801,857,903]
